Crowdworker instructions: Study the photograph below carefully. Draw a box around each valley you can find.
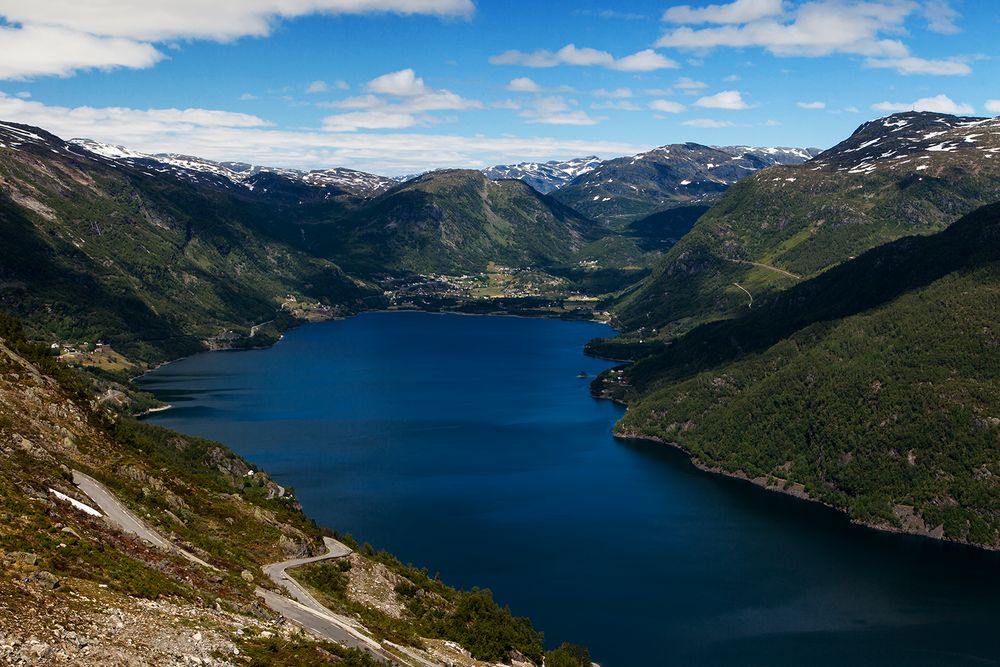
[4,108,1000,666]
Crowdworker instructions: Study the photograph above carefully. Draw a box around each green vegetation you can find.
[613,121,1000,339]
[296,547,544,664]
[311,169,601,276]
[545,643,593,667]
[608,202,1000,547]
[0,137,379,365]
[234,633,380,667]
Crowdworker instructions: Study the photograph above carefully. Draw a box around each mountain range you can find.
[5,107,1000,667]
[551,144,819,224]
[4,110,1000,554]
[612,112,1000,338]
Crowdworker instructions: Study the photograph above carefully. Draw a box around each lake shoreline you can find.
[613,429,995,553]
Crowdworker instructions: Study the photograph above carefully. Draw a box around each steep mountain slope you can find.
[600,202,1000,549]
[483,156,602,194]
[71,138,394,198]
[614,112,1000,336]
[551,144,816,223]
[0,315,582,665]
[0,121,378,364]
[311,169,601,274]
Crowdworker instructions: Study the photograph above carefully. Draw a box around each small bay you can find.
[138,311,1000,666]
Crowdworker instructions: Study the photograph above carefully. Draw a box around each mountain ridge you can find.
[612,111,1000,337]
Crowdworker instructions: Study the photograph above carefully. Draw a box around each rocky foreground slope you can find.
[0,314,588,666]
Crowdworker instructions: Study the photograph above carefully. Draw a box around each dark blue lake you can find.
[138,311,1000,666]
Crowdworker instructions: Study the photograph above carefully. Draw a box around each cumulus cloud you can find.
[682,118,736,128]
[307,80,330,93]
[872,94,974,115]
[507,77,542,92]
[367,68,430,96]
[0,24,162,79]
[865,56,970,76]
[0,0,473,79]
[611,49,679,71]
[663,0,784,25]
[797,100,825,109]
[657,0,967,76]
[0,92,645,174]
[518,96,602,125]
[674,76,708,90]
[649,100,687,113]
[694,90,749,109]
[490,43,678,71]
[319,68,479,130]
[986,100,1000,114]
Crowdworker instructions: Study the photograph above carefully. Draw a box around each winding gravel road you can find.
[70,469,397,663]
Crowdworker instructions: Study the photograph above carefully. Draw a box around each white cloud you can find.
[333,79,350,90]
[490,44,678,71]
[593,87,633,98]
[865,56,970,76]
[0,1,473,42]
[591,101,642,111]
[239,92,259,101]
[517,96,602,125]
[663,0,784,24]
[872,94,974,115]
[674,76,708,89]
[0,24,162,79]
[0,1,473,79]
[682,118,736,128]
[657,1,917,58]
[319,69,479,130]
[694,90,749,109]
[307,80,330,93]
[797,100,825,109]
[366,68,429,96]
[0,92,645,174]
[986,100,1000,114]
[610,49,679,71]
[507,77,542,92]
[649,99,686,113]
[923,0,960,34]
[322,110,424,132]
[14,90,31,98]
[723,73,740,81]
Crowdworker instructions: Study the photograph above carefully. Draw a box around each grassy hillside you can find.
[613,113,1000,339]
[0,122,379,364]
[600,202,1000,548]
[309,169,601,275]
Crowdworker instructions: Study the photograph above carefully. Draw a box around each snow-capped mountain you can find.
[482,156,603,194]
[550,142,820,222]
[810,111,1000,174]
[69,139,394,197]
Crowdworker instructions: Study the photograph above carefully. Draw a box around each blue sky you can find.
[0,0,996,174]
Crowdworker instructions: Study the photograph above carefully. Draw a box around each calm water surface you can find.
[139,312,1000,666]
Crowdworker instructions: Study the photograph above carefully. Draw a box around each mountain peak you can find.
[812,111,999,173]
[67,137,394,197]
[483,156,603,194]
